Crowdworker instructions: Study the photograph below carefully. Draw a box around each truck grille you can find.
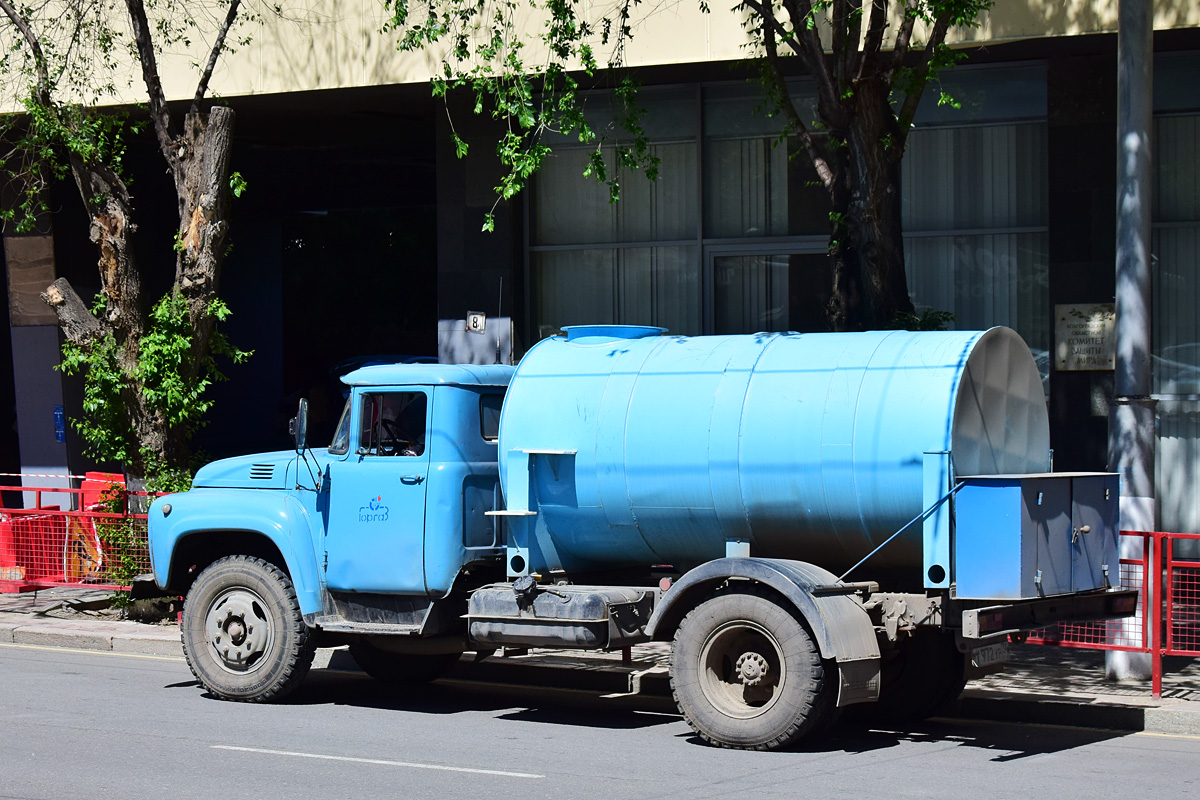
[249,464,275,480]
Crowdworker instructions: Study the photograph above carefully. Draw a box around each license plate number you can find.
[970,642,1009,668]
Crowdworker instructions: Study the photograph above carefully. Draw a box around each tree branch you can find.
[762,19,835,190]
[124,0,176,172]
[895,12,954,138]
[781,0,848,130]
[743,0,798,55]
[41,277,104,347]
[191,0,241,115]
[855,0,889,82]
[890,3,919,70]
[0,0,52,104]
[832,0,850,85]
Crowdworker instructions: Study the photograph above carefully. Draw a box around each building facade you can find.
[2,4,1199,532]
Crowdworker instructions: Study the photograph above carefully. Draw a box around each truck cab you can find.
[318,364,511,599]
[148,364,513,699]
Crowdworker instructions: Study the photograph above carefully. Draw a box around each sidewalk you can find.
[3,587,1198,735]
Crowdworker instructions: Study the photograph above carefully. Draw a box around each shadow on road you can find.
[196,666,1134,754]
[198,668,683,731]
[831,716,1126,761]
[672,716,1129,759]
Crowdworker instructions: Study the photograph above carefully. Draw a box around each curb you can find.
[5,619,1198,736]
[0,614,182,658]
[951,694,1153,733]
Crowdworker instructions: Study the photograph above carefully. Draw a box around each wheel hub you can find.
[697,620,786,720]
[735,651,770,686]
[205,588,274,673]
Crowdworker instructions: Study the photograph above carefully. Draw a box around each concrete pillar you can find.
[1107,0,1155,682]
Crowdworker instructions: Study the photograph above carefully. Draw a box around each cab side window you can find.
[357,392,427,456]
[479,392,504,441]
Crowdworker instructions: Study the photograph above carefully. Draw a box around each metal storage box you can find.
[954,473,1119,600]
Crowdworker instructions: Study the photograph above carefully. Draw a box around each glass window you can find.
[910,64,1047,126]
[534,246,700,339]
[357,392,427,457]
[328,398,352,455]
[480,393,504,441]
[1153,53,1200,114]
[1151,109,1200,535]
[538,86,698,146]
[702,83,828,238]
[529,66,1052,345]
[531,88,700,339]
[534,142,698,246]
[712,253,833,334]
[902,67,1050,385]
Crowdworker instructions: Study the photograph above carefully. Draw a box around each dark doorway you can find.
[280,206,437,445]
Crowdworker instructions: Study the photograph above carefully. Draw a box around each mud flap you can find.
[836,657,882,706]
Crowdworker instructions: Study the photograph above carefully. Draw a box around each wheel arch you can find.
[647,557,881,706]
[167,530,290,593]
[150,490,322,615]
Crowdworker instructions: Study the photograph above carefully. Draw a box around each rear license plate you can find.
[969,642,1009,669]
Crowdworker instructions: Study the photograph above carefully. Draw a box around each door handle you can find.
[400,475,425,485]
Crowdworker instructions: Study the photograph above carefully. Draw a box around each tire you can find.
[670,587,836,750]
[856,629,965,725]
[181,555,315,702]
[349,640,461,685]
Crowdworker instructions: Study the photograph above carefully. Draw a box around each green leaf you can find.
[229,171,248,197]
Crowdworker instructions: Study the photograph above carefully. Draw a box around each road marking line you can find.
[0,642,184,662]
[211,745,544,778]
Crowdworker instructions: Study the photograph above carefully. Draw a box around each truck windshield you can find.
[328,398,351,454]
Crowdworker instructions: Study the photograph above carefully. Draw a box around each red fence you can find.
[0,473,153,593]
[1026,530,1200,696]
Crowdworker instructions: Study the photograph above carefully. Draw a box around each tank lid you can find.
[562,325,666,343]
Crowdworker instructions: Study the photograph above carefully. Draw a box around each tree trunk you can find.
[41,107,236,484]
[176,106,234,377]
[827,81,915,332]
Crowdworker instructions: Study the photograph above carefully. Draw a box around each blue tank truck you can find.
[147,325,1136,750]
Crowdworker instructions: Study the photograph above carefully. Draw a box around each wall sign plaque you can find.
[1055,303,1116,371]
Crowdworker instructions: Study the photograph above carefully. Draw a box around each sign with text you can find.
[466,311,486,335]
[1055,303,1116,371]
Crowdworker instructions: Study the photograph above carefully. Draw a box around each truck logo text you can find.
[359,495,389,523]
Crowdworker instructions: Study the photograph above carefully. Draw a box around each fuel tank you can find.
[498,325,1049,580]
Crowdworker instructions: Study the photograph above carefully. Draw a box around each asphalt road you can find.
[3,642,1199,800]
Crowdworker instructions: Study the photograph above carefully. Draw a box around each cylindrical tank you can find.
[499,325,1049,580]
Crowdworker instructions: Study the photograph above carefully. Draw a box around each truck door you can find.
[324,389,431,594]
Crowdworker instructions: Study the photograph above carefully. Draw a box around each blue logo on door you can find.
[359,495,389,523]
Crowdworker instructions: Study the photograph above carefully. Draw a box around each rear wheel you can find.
[181,556,315,702]
[670,587,835,750]
[349,640,461,684]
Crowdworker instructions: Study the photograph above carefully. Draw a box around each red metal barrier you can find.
[1025,530,1200,697]
[1164,532,1200,657]
[0,474,154,593]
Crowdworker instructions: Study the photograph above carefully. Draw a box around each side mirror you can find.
[289,398,309,453]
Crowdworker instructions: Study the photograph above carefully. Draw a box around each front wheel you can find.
[670,587,836,750]
[182,556,315,702]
